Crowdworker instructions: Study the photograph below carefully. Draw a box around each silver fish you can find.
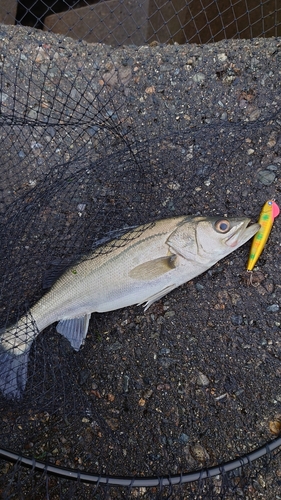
[0,215,259,398]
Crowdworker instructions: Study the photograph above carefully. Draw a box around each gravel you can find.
[0,25,281,499]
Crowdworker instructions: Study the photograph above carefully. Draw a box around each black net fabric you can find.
[5,0,281,44]
[0,1,281,499]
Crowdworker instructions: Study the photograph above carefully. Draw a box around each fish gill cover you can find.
[0,4,281,499]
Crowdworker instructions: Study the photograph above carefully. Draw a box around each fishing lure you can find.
[247,199,280,271]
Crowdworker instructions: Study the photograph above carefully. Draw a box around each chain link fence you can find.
[0,0,280,45]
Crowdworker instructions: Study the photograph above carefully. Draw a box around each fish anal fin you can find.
[139,284,178,311]
[129,255,177,281]
[56,313,91,351]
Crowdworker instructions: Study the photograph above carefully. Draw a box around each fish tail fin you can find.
[0,344,30,399]
[0,317,37,399]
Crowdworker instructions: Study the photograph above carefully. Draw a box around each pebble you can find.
[190,443,210,461]
[87,126,99,136]
[258,170,276,185]
[249,109,261,121]
[167,181,180,190]
[148,453,160,462]
[235,388,246,401]
[107,341,122,351]
[193,72,205,83]
[77,203,86,212]
[266,304,279,312]
[164,310,175,319]
[159,347,171,355]
[266,164,278,171]
[28,107,39,120]
[214,393,228,402]
[197,372,210,387]
[46,126,56,138]
[0,92,8,102]
[105,418,119,430]
[123,374,130,392]
[195,283,204,291]
[106,109,118,119]
[70,88,79,100]
[217,53,227,62]
[179,433,189,444]
[143,388,153,399]
[231,315,243,326]
[196,164,210,177]
[159,358,173,368]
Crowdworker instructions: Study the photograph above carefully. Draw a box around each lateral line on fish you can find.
[0,215,260,399]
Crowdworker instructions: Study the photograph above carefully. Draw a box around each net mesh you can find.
[0,1,281,498]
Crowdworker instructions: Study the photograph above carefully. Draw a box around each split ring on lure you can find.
[247,199,280,272]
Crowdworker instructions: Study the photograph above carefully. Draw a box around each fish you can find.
[247,199,280,271]
[0,215,260,399]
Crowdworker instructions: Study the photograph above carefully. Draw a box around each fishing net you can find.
[0,1,281,498]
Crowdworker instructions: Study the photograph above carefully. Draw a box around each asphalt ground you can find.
[0,26,281,498]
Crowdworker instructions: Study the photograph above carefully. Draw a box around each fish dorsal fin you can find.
[43,256,81,289]
[43,264,69,289]
[129,255,177,281]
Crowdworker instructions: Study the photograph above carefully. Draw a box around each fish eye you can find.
[214,219,231,233]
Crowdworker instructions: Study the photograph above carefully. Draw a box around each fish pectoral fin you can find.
[139,284,178,311]
[56,313,91,351]
[129,255,177,281]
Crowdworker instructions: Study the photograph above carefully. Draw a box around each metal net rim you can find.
[1,436,281,488]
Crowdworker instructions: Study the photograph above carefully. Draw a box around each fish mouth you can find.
[225,219,260,248]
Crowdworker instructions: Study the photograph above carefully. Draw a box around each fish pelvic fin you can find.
[0,317,36,399]
[56,313,91,351]
[139,284,178,311]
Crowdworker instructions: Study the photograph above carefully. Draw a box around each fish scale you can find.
[0,214,259,399]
